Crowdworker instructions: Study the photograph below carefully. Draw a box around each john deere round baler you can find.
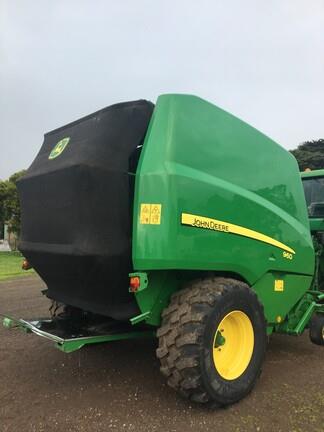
[2,94,323,406]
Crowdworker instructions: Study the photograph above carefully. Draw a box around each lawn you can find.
[0,251,35,281]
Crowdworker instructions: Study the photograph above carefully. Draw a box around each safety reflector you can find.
[129,276,141,292]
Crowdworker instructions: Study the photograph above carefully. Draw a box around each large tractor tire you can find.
[156,277,267,406]
[309,313,324,346]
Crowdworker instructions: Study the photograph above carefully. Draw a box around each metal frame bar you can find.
[1,315,155,353]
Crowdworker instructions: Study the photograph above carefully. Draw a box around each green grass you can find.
[0,251,35,281]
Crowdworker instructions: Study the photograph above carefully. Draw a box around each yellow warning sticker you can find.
[140,204,162,225]
[150,204,162,224]
[274,280,284,292]
[140,204,151,224]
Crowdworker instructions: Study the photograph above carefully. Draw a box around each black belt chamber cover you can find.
[18,100,154,320]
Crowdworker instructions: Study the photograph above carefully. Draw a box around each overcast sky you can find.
[1,0,323,179]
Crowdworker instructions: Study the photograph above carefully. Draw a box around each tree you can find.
[290,139,324,171]
[0,169,26,237]
[0,181,7,237]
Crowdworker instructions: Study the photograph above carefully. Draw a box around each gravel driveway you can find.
[0,277,323,432]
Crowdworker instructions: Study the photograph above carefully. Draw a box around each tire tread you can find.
[156,277,266,405]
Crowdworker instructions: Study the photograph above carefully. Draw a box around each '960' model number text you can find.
[283,251,293,260]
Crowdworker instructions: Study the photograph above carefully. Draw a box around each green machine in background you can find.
[2,94,324,407]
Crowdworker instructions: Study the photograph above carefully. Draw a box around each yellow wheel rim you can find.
[212,310,254,380]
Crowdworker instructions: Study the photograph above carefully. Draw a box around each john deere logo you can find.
[49,137,70,159]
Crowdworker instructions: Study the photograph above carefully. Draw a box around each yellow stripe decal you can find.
[181,213,295,254]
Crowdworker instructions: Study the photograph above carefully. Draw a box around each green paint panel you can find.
[132,94,314,322]
[252,272,313,324]
[131,271,179,326]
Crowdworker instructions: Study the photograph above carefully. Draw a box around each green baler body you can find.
[131,94,315,327]
[3,95,323,354]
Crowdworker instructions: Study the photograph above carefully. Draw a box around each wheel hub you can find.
[213,310,254,380]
